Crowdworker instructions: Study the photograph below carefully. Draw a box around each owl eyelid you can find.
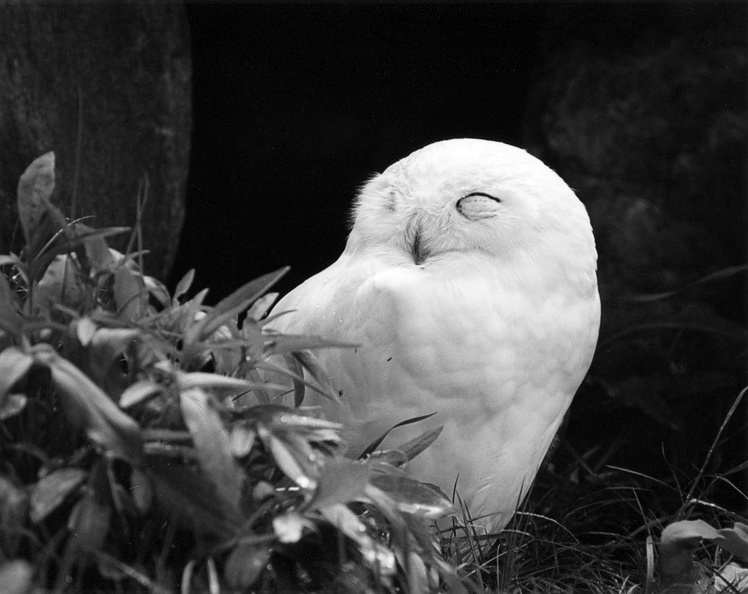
[456,192,502,220]
[462,192,501,202]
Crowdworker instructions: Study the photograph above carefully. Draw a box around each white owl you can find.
[268,138,600,531]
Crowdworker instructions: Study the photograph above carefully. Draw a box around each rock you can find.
[523,4,746,301]
[0,1,191,280]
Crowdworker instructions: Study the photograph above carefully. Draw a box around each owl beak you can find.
[411,227,429,265]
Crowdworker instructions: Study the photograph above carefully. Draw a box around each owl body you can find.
[269,139,600,530]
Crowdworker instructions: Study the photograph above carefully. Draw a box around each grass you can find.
[1,151,747,593]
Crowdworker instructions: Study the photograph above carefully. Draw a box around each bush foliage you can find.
[0,153,464,593]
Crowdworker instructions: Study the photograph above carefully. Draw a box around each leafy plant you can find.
[0,153,462,593]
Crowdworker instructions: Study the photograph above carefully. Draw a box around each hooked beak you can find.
[411,226,428,265]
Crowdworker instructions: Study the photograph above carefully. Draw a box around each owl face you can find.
[350,139,596,272]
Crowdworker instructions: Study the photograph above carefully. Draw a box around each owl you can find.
[268,139,600,530]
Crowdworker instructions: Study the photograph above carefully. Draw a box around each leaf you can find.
[0,297,22,337]
[263,334,356,357]
[0,394,27,420]
[0,560,33,594]
[29,467,87,523]
[17,151,55,246]
[358,412,438,459]
[246,292,278,322]
[257,423,317,490]
[281,353,305,407]
[224,540,271,589]
[37,348,143,463]
[180,388,243,512]
[290,350,339,403]
[119,380,163,409]
[394,425,444,462]
[33,254,87,312]
[309,457,371,511]
[173,268,195,303]
[113,264,146,321]
[0,347,33,405]
[0,475,28,531]
[0,269,15,305]
[661,519,722,545]
[229,423,257,458]
[717,524,748,560]
[177,371,283,393]
[81,235,117,274]
[143,274,171,309]
[129,468,153,513]
[0,271,22,336]
[184,267,289,345]
[368,474,454,518]
[76,317,97,346]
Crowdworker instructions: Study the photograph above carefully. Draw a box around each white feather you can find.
[267,138,600,530]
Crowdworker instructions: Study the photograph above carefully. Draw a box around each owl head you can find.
[348,138,597,281]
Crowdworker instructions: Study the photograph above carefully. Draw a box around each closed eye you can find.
[462,192,500,203]
[456,192,502,220]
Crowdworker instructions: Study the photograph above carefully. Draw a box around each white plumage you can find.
[268,138,600,530]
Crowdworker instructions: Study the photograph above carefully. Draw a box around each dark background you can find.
[173,3,592,298]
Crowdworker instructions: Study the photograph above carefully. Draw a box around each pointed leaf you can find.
[177,371,280,392]
[0,347,33,404]
[119,380,163,409]
[661,519,721,545]
[30,468,87,523]
[282,353,305,407]
[130,467,153,513]
[76,317,97,346]
[180,388,243,512]
[0,560,33,594]
[717,524,748,560]
[229,423,257,458]
[0,394,27,420]
[359,412,438,459]
[173,268,195,303]
[113,264,146,320]
[224,540,271,589]
[368,474,454,518]
[17,152,55,245]
[143,274,171,309]
[395,425,444,462]
[257,423,317,490]
[291,350,339,403]
[310,457,371,511]
[263,334,356,357]
[247,292,278,322]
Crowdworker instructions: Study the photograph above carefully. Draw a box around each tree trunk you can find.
[0,1,191,280]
